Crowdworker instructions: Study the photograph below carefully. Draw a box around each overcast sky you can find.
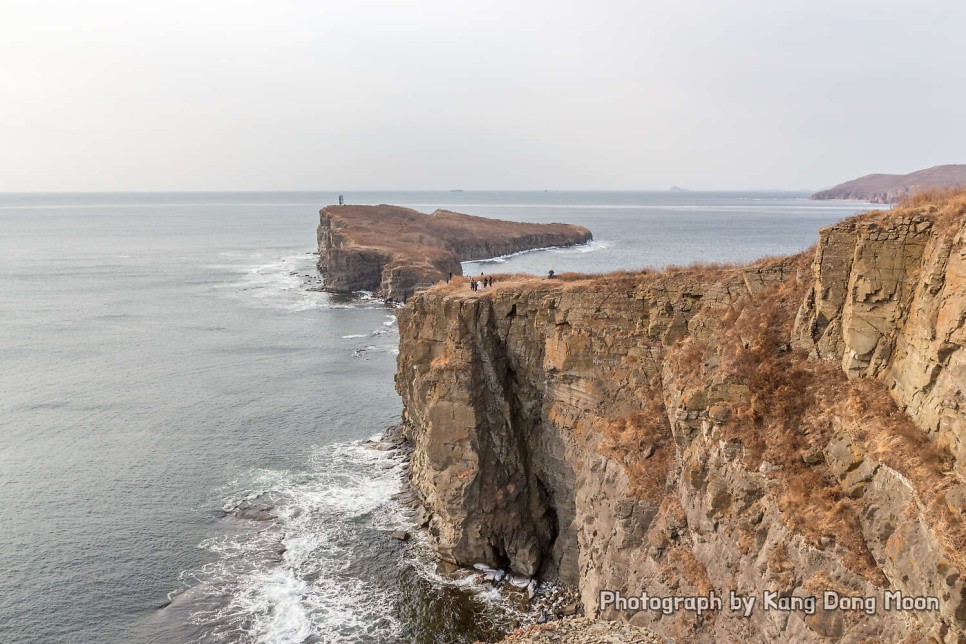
[2,0,964,192]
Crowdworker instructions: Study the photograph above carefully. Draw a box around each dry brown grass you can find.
[599,375,672,499]
[661,258,887,581]
[658,218,966,580]
[323,204,590,266]
[429,251,814,301]
[840,379,966,574]
[569,190,962,581]
[849,186,966,233]
[665,546,713,595]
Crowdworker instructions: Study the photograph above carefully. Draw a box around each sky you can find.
[2,0,965,192]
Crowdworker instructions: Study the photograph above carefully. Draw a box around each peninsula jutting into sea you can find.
[316,204,592,301]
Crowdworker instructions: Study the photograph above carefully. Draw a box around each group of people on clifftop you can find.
[442,272,494,291]
[469,275,493,291]
[442,271,556,291]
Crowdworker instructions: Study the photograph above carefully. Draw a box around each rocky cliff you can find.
[317,205,592,301]
[811,165,966,203]
[395,191,966,642]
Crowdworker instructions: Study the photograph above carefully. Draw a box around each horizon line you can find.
[0,187,817,195]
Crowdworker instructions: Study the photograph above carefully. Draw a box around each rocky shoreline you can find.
[380,424,591,639]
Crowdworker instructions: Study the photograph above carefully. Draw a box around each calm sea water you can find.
[0,191,881,643]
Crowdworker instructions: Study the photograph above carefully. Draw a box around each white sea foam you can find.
[178,434,543,642]
[179,438,410,643]
[467,241,596,266]
[211,252,395,314]
[551,239,611,254]
[211,253,330,312]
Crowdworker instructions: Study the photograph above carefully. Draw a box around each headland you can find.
[317,205,592,301]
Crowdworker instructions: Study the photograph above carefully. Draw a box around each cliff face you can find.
[317,205,592,301]
[811,165,966,203]
[395,193,966,642]
[795,204,966,476]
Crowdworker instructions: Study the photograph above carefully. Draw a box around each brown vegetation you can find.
[324,205,591,263]
[703,266,886,581]
[599,375,672,499]
[811,164,966,203]
[654,196,966,580]
[665,546,713,595]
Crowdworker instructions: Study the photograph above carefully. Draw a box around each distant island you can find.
[316,205,592,301]
[811,164,966,203]
[667,186,690,192]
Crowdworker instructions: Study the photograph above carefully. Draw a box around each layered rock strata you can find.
[317,205,592,301]
[396,193,966,642]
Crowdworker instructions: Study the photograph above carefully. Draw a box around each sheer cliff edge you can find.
[316,204,592,302]
[395,191,966,642]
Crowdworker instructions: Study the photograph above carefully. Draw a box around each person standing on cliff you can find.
[338,194,344,206]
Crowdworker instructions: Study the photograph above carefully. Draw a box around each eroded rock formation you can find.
[395,192,966,642]
[316,205,592,301]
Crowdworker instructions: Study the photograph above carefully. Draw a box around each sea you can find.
[0,191,884,643]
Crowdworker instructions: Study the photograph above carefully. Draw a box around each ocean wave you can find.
[550,239,611,254]
[465,240,597,266]
[211,253,329,312]
[168,435,554,643]
[174,438,410,643]
[212,253,391,314]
